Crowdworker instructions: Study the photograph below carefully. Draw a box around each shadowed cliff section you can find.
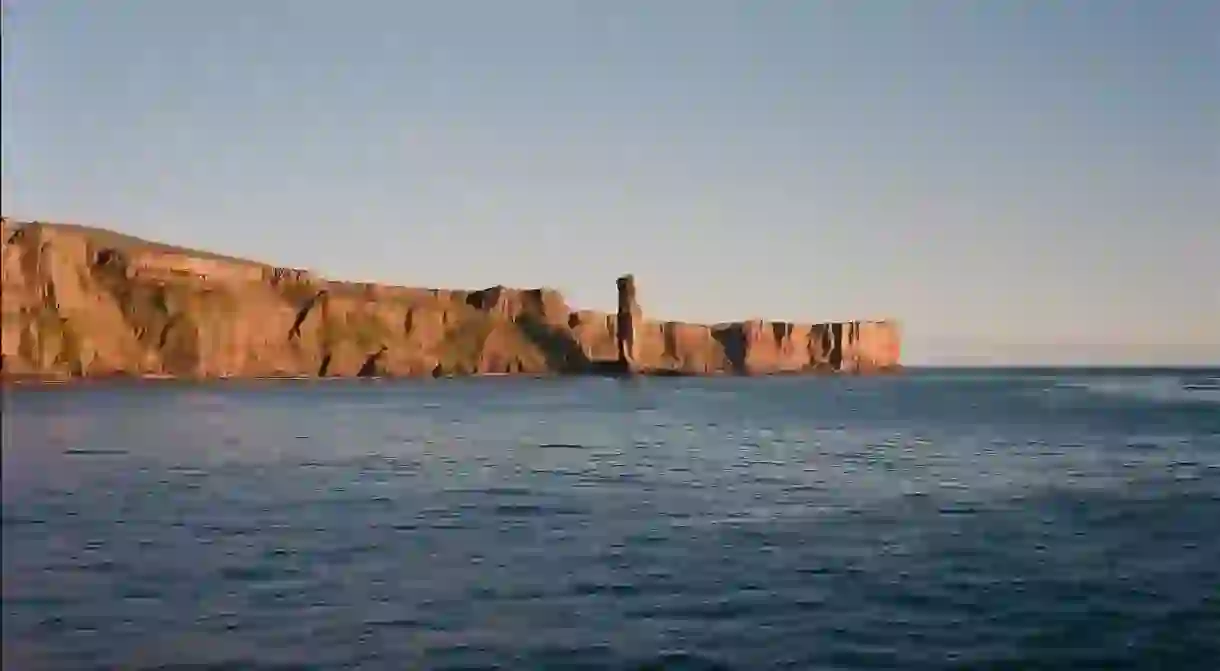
[0,218,901,380]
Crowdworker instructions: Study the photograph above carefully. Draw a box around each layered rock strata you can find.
[0,219,901,379]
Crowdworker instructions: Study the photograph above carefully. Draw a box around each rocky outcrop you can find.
[0,219,901,380]
[615,274,641,373]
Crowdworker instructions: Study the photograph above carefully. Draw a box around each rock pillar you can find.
[616,274,640,371]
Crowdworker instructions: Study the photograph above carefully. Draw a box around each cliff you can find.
[0,218,900,380]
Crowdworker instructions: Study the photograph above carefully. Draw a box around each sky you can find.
[2,1,1217,365]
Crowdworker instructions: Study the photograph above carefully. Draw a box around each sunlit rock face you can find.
[0,219,900,379]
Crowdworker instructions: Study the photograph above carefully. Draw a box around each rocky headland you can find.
[0,218,901,380]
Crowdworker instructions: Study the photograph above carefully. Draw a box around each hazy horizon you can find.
[3,1,1217,365]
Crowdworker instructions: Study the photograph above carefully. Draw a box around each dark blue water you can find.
[4,369,1220,670]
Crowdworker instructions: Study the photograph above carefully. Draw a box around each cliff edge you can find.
[0,218,901,379]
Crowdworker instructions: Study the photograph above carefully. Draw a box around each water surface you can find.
[4,370,1219,669]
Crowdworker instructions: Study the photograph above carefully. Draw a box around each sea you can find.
[3,369,1219,670]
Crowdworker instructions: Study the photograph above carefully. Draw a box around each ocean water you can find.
[3,369,1219,670]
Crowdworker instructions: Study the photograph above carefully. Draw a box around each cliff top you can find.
[1,217,572,297]
[3,218,268,267]
[1,216,898,328]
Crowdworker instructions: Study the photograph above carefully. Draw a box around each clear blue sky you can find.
[2,1,1217,364]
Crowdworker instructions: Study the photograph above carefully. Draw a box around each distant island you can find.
[0,217,900,380]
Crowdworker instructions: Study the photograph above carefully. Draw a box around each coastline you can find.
[0,365,911,388]
[1,218,901,380]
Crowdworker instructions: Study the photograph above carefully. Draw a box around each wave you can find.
[1055,374,1220,405]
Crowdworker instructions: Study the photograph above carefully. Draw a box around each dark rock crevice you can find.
[357,345,388,377]
[829,323,843,370]
[515,314,589,373]
[288,289,327,341]
[712,324,748,375]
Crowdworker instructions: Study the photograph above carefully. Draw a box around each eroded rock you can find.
[0,219,901,379]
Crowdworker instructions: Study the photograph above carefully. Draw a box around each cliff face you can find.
[0,219,900,379]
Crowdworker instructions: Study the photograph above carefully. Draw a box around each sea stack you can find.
[616,274,641,373]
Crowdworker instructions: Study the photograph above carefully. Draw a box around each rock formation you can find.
[0,218,901,380]
[615,274,641,373]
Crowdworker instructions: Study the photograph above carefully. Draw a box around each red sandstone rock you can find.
[0,219,900,379]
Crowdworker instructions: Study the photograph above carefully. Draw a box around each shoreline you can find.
[0,366,904,388]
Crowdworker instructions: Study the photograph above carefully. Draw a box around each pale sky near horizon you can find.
[2,1,1217,365]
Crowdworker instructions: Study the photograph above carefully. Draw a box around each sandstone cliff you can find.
[0,218,900,379]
